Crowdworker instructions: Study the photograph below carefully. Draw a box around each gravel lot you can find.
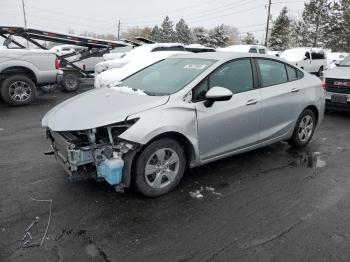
[1,86,350,262]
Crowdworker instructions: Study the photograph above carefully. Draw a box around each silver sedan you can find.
[42,52,325,197]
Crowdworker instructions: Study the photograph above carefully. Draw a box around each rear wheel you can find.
[0,75,36,106]
[289,109,316,148]
[134,138,186,197]
[61,72,80,92]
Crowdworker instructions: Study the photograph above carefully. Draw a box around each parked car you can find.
[324,55,350,111]
[218,45,268,54]
[185,44,216,53]
[94,51,189,88]
[94,43,186,74]
[50,44,104,72]
[42,52,325,197]
[281,48,327,76]
[0,48,62,105]
[326,52,348,70]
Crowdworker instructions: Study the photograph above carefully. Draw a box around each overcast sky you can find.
[0,0,306,42]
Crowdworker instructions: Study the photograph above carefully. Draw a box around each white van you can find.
[281,48,327,76]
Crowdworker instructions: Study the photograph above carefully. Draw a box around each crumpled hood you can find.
[324,66,350,79]
[42,87,169,131]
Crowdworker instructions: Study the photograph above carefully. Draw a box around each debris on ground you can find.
[190,186,223,199]
[20,198,53,248]
[189,190,204,199]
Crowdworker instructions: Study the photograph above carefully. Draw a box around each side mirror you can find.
[303,56,309,61]
[204,86,233,107]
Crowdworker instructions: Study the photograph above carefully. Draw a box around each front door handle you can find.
[246,99,259,106]
[291,88,300,93]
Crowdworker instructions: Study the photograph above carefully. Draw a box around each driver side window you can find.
[192,59,254,102]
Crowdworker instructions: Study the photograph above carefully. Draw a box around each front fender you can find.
[119,102,200,165]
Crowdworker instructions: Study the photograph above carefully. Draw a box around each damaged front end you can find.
[46,118,140,190]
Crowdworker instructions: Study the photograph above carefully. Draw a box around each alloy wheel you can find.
[9,81,32,102]
[144,148,180,189]
[298,115,314,142]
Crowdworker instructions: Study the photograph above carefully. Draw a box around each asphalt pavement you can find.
[1,86,350,262]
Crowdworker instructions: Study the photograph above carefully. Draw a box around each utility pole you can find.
[264,0,272,47]
[21,0,29,48]
[117,20,121,40]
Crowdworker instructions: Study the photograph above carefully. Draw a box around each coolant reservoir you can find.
[97,153,124,185]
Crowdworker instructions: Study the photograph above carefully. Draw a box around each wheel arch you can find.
[138,131,197,168]
[0,66,37,83]
[304,105,319,124]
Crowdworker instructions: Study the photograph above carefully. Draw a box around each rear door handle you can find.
[291,88,300,93]
[246,99,259,106]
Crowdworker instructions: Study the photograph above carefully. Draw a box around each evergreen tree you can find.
[208,24,229,47]
[222,25,240,45]
[241,32,257,45]
[324,0,350,51]
[150,25,161,42]
[268,7,291,50]
[175,18,192,44]
[298,0,331,47]
[193,27,210,46]
[159,16,176,42]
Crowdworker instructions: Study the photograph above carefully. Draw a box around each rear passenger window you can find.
[259,49,266,54]
[286,65,298,81]
[257,59,288,87]
[249,48,258,53]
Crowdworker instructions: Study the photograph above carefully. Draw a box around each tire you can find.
[289,109,316,148]
[134,138,186,197]
[0,75,36,106]
[61,73,80,92]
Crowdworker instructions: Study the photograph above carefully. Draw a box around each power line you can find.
[121,0,232,22]
[122,0,257,25]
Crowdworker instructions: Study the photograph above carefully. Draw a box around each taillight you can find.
[321,81,327,89]
[55,58,60,69]
[83,64,86,71]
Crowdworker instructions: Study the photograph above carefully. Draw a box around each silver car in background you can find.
[42,52,325,197]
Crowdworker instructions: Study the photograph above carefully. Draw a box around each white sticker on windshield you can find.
[184,64,207,70]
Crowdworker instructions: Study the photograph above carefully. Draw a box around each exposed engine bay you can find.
[46,119,140,189]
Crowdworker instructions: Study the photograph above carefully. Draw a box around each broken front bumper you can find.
[47,130,139,187]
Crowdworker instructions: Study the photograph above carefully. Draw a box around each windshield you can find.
[121,58,216,95]
[339,55,350,66]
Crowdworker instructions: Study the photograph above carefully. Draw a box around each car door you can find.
[194,58,261,161]
[303,51,314,72]
[256,58,304,142]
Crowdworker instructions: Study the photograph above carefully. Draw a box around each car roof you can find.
[167,51,284,63]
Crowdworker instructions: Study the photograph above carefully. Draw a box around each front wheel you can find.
[134,138,186,197]
[289,109,316,148]
[0,75,37,106]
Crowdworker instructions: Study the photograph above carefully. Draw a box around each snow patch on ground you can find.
[316,158,327,168]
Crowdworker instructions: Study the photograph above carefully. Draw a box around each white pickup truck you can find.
[281,48,327,76]
[0,48,62,106]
